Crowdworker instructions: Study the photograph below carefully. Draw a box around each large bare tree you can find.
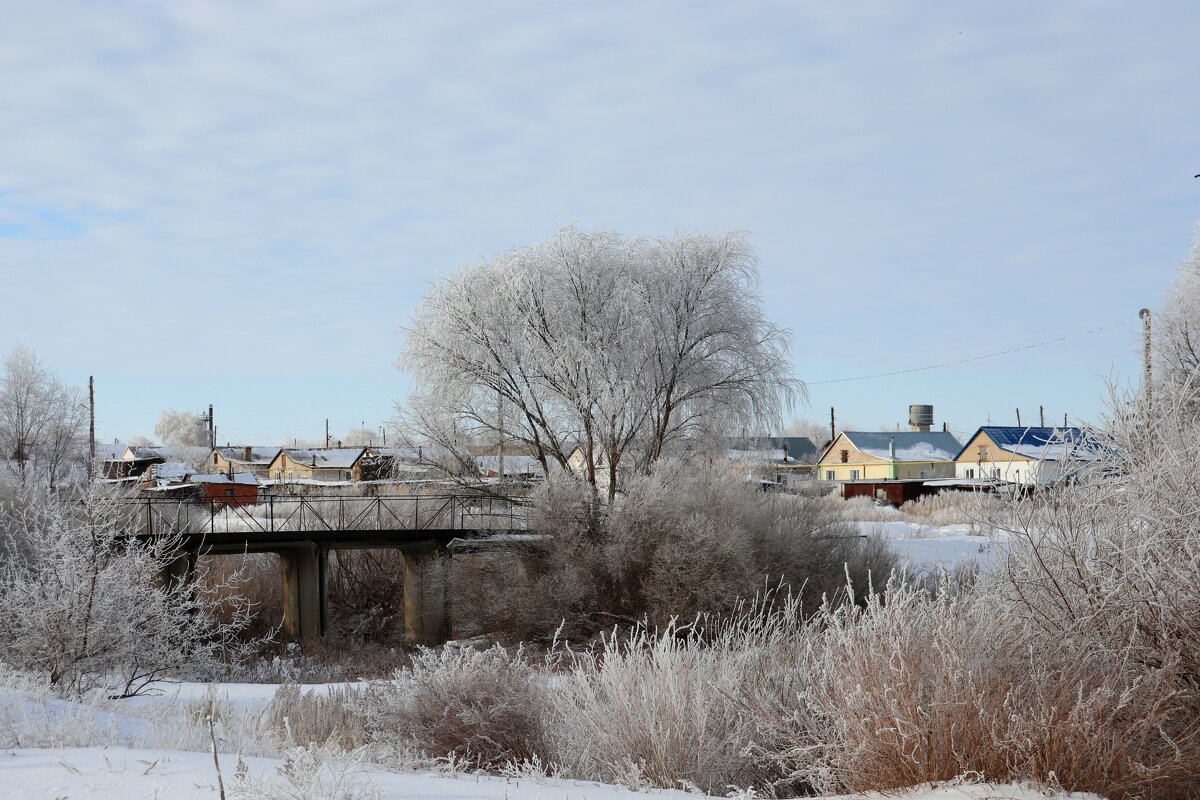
[399,227,801,499]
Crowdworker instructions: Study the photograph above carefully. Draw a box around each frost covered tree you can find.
[154,409,209,448]
[153,409,212,470]
[0,344,87,489]
[400,227,801,499]
[0,485,252,697]
[1155,224,1200,406]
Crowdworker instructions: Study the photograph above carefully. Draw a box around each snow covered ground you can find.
[0,746,1102,800]
[851,518,1006,574]
[0,680,1105,799]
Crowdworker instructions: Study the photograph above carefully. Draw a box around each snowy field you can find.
[856,519,1004,574]
[1,679,1104,800]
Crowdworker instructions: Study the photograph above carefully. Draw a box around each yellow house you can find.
[816,431,961,481]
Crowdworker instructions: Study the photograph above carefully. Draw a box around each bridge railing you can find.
[121,494,529,538]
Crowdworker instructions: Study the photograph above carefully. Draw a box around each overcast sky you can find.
[2,1,1198,445]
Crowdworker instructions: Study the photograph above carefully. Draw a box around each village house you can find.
[211,446,281,478]
[953,426,1098,486]
[726,436,818,487]
[267,447,367,482]
[101,444,165,480]
[815,430,962,482]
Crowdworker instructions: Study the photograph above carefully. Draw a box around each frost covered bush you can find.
[760,578,1200,799]
[232,742,381,800]
[994,386,1200,717]
[456,463,896,641]
[265,683,369,750]
[547,597,813,795]
[0,485,253,697]
[359,645,547,770]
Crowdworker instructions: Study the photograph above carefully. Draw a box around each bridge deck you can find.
[121,494,530,553]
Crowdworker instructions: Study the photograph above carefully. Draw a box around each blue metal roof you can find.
[961,426,1097,460]
[840,431,962,462]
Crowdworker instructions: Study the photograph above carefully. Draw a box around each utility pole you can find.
[87,376,95,482]
[1016,408,1022,426]
[325,418,330,448]
[1039,405,1045,427]
[829,406,836,445]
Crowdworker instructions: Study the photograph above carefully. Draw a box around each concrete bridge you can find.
[123,494,530,644]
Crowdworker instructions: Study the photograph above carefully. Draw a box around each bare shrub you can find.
[232,742,381,800]
[264,683,369,750]
[547,596,814,795]
[761,578,1200,799]
[477,463,897,641]
[359,645,547,770]
[326,550,407,643]
[198,553,282,643]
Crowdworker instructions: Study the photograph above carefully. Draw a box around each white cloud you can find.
[0,1,1196,436]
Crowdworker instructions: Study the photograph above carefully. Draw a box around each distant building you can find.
[102,445,166,480]
[267,447,367,482]
[815,431,962,482]
[726,436,818,486]
[189,472,260,506]
[953,426,1100,486]
[211,446,281,478]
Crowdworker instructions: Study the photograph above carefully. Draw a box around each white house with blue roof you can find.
[953,426,1100,485]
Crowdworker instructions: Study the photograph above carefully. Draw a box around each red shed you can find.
[188,472,260,507]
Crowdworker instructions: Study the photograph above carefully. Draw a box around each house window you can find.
[965,468,975,479]
[213,453,219,465]
[850,469,860,480]
[225,488,234,497]
[978,445,990,460]
[825,470,835,480]
[840,450,849,463]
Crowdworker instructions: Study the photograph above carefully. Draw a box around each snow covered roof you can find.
[215,446,281,465]
[125,445,172,461]
[967,426,1101,461]
[842,431,962,463]
[278,447,365,469]
[95,442,128,461]
[729,436,817,457]
[142,461,198,486]
[189,472,259,486]
[475,454,545,475]
[365,446,423,461]
[726,448,795,464]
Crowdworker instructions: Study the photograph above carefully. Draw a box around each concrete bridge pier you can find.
[403,546,452,646]
[156,549,197,592]
[280,543,328,641]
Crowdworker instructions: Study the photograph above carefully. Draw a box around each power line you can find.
[808,319,1129,386]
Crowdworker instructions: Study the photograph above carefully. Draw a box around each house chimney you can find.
[243,446,252,462]
[889,436,896,460]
